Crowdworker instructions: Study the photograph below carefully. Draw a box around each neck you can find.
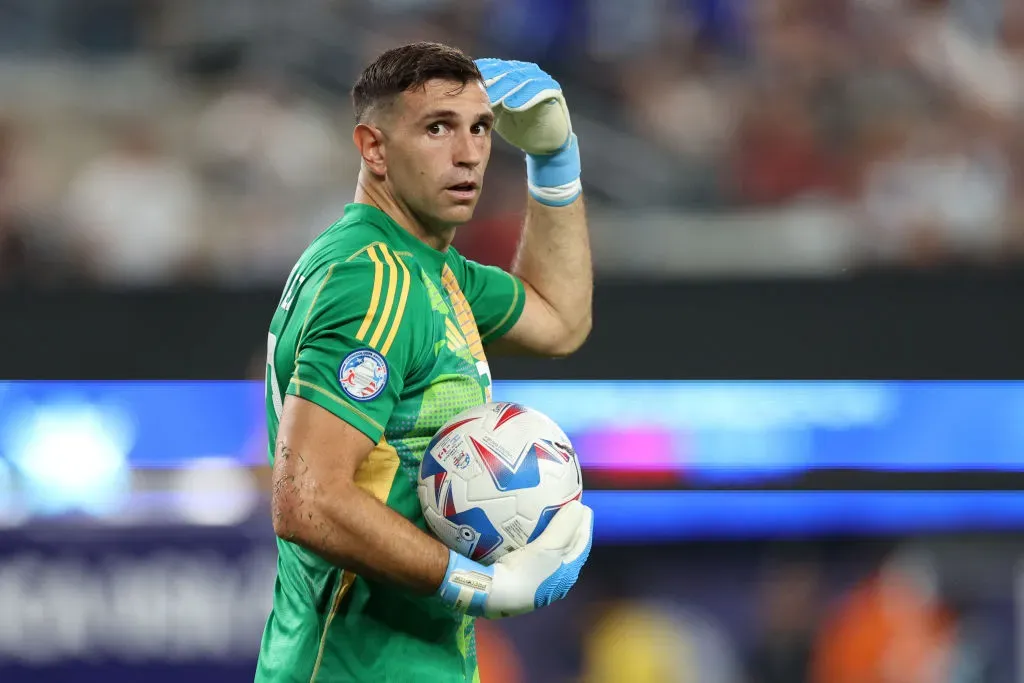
[353,170,454,252]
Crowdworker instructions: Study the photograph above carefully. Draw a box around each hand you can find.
[475,58,582,207]
[474,58,572,155]
[437,499,594,618]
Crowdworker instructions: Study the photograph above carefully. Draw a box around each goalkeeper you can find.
[256,42,593,683]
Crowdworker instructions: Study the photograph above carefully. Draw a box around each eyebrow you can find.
[420,109,495,126]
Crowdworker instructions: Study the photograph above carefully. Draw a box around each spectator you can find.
[195,78,340,199]
[2,0,1024,285]
[63,122,201,286]
[0,119,58,286]
[728,84,841,205]
[745,559,822,683]
[857,110,1010,267]
[811,551,957,683]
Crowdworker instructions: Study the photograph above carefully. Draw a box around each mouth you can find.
[446,182,479,201]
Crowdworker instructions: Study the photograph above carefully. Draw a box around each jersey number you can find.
[267,332,284,419]
[281,273,306,311]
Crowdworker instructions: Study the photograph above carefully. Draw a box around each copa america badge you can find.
[338,349,388,401]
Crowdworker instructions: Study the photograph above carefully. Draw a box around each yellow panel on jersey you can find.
[443,248,526,345]
[441,264,487,364]
[354,439,401,504]
[445,316,469,352]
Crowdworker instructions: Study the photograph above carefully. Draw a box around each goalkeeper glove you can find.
[437,499,593,618]
[474,58,582,207]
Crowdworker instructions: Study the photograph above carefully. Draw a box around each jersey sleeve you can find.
[446,249,526,345]
[286,249,418,443]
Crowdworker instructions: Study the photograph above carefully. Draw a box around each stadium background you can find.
[2,0,1024,681]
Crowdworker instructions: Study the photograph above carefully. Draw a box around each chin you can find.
[438,204,477,226]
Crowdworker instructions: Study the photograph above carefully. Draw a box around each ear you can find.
[353,123,386,176]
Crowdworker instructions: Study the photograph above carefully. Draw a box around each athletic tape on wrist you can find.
[438,550,493,615]
[526,134,582,207]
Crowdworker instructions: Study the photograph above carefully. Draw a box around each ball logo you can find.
[452,450,472,470]
[338,349,388,401]
[550,440,576,462]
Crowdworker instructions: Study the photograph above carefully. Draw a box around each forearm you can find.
[513,195,593,352]
[273,448,449,594]
[476,57,593,354]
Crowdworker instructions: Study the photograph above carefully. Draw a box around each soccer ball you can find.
[418,401,583,566]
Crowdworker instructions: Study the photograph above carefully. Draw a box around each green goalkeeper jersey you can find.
[255,203,526,683]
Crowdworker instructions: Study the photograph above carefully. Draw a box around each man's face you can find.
[381,79,494,232]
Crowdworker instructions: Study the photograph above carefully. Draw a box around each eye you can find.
[471,122,491,136]
[427,122,450,135]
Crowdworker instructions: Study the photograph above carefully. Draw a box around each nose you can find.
[453,128,483,169]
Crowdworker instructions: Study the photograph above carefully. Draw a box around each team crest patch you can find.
[338,349,388,401]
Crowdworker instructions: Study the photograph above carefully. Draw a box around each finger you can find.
[501,76,562,111]
[476,59,536,85]
[507,59,539,70]
[474,58,508,81]
[484,67,536,103]
[533,499,585,551]
[565,504,593,563]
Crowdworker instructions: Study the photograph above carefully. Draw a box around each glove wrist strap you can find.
[526,134,582,207]
[437,549,493,616]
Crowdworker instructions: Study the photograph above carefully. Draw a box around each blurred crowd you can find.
[479,540,1017,683]
[3,0,1024,287]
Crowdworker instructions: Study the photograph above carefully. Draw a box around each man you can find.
[255,42,594,683]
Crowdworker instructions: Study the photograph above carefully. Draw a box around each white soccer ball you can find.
[418,401,583,566]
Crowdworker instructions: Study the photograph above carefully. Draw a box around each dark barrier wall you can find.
[4,273,1024,379]
[0,523,1018,683]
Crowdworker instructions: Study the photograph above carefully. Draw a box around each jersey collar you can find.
[343,203,449,275]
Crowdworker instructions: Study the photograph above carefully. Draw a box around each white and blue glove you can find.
[475,58,582,207]
[437,499,593,618]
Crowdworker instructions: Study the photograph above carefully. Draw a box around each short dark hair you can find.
[352,42,482,123]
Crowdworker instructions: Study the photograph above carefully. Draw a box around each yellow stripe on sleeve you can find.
[356,246,385,341]
[368,245,400,348]
[380,253,411,356]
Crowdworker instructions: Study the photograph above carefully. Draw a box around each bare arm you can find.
[271,394,449,594]
[490,195,593,357]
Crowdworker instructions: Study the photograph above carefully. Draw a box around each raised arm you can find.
[501,195,592,356]
[474,58,593,357]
